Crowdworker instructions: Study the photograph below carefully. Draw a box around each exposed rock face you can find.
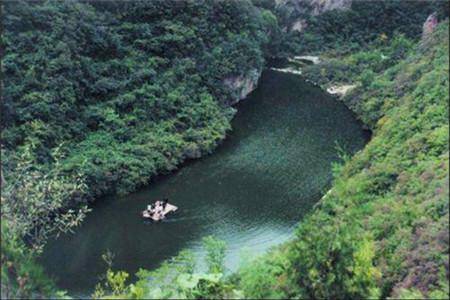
[271,66,303,75]
[276,0,352,32]
[291,55,321,64]
[290,19,307,32]
[293,0,352,16]
[224,68,262,104]
[327,84,356,97]
[422,13,438,40]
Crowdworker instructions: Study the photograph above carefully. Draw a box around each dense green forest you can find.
[1,0,449,299]
[1,0,277,296]
[93,14,449,300]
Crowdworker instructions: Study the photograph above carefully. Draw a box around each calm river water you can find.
[41,70,370,294]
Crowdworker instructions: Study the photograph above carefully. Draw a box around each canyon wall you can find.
[276,0,352,32]
[224,68,262,104]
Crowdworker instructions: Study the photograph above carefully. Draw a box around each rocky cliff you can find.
[223,0,352,103]
[222,0,353,104]
[422,12,438,40]
[224,68,262,104]
[276,0,352,32]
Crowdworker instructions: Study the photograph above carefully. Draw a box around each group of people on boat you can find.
[143,197,182,221]
[143,197,178,221]
[145,198,169,219]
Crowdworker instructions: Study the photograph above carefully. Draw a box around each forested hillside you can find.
[101,16,449,300]
[238,20,449,299]
[1,0,277,296]
[92,3,449,299]
[1,0,449,299]
[2,0,272,199]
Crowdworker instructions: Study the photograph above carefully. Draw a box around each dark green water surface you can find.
[40,70,370,294]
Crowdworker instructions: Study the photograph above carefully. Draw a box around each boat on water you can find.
[142,200,178,221]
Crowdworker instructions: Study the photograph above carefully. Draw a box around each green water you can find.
[40,70,370,295]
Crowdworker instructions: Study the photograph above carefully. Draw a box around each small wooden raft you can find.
[142,203,178,221]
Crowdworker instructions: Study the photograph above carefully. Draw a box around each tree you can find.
[1,143,90,253]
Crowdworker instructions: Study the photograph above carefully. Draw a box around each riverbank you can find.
[270,59,365,130]
[2,1,448,298]
[98,18,449,300]
[39,70,369,294]
[232,20,450,299]
[1,2,271,297]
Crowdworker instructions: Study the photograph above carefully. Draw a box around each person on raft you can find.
[153,200,164,215]
[144,199,170,218]
[145,204,154,216]
[155,200,161,208]
[162,198,168,209]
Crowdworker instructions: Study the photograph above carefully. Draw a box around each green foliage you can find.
[265,20,449,299]
[300,33,416,92]
[2,1,449,299]
[234,246,295,299]
[106,270,130,296]
[292,0,444,55]
[360,69,375,88]
[394,269,449,299]
[95,238,242,299]
[1,143,89,297]
[1,0,280,296]
[202,236,227,274]
[97,10,449,300]
[1,223,56,299]
[2,0,273,198]
[1,143,90,253]
[148,16,450,300]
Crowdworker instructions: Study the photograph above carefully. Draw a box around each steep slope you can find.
[237,19,449,299]
[1,1,448,298]
[2,1,270,198]
[1,1,274,297]
[87,10,449,300]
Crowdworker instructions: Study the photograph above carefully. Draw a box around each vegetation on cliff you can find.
[94,7,449,300]
[283,0,448,55]
[1,0,448,298]
[1,1,274,297]
[2,0,272,199]
[236,18,449,299]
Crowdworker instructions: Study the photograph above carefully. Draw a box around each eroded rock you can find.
[327,84,356,97]
[224,69,262,104]
[278,0,352,32]
[291,55,321,64]
[270,66,303,75]
[422,12,438,40]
